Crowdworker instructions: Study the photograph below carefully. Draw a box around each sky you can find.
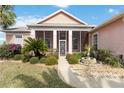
[1,5,124,43]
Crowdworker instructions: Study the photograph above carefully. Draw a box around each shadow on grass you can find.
[13,68,72,88]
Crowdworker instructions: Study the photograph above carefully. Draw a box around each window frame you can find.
[72,31,80,52]
[92,32,98,50]
[44,31,53,49]
[14,34,23,45]
[15,34,22,38]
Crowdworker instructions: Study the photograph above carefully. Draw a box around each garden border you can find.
[57,57,124,88]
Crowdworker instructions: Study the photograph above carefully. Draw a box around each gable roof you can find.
[90,12,124,33]
[37,9,88,25]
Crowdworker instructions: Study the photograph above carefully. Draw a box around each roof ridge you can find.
[36,9,88,25]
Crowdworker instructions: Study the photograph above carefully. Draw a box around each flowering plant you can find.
[8,44,21,54]
[0,44,22,59]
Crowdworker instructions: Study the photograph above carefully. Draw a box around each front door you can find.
[59,40,66,56]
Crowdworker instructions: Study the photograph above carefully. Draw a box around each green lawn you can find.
[0,62,72,88]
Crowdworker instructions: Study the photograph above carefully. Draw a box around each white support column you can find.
[53,30,57,50]
[68,30,72,54]
[80,31,82,52]
[30,29,35,38]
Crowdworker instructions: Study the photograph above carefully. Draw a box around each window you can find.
[45,38,51,49]
[60,31,66,40]
[14,34,22,44]
[93,33,98,50]
[73,38,78,49]
[45,31,53,49]
[15,35,22,38]
[72,31,80,51]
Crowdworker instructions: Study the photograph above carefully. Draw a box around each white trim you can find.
[37,9,88,25]
[28,27,92,32]
[30,29,35,38]
[68,30,72,54]
[59,40,66,56]
[80,31,81,52]
[53,30,57,49]
[92,32,99,49]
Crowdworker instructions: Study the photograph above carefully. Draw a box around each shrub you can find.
[105,56,122,67]
[45,56,58,65]
[66,54,72,60]
[89,47,97,58]
[29,57,39,64]
[0,44,21,59]
[73,53,82,59]
[21,54,30,63]
[47,53,59,59]
[96,49,122,67]
[81,46,97,58]
[68,55,78,64]
[96,49,112,62]
[14,54,22,60]
[0,47,13,59]
[23,37,48,58]
[39,57,46,63]
[81,51,87,57]
[8,44,21,54]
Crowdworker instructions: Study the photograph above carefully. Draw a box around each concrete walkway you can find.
[57,56,124,88]
[57,56,87,88]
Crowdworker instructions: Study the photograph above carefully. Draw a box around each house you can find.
[90,12,124,58]
[2,9,94,56]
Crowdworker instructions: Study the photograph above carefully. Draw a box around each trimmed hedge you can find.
[47,53,59,59]
[21,54,30,63]
[66,54,72,60]
[45,56,58,65]
[73,53,82,59]
[68,55,78,64]
[39,57,46,63]
[66,54,78,64]
[13,54,22,60]
[29,57,39,64]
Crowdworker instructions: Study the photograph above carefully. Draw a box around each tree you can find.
[0,5,16,29]
[23,37,48,58]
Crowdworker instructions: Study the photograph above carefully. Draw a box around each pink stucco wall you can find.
[92,17,124,56]
[6,33,13,44]
[6,33,30,45]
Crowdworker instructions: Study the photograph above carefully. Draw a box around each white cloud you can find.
[108,8,114,13]
[55,5,69,8]
[12,15,44,27]
[108,8,119,14]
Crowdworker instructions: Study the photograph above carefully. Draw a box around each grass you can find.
[0,62,72,88]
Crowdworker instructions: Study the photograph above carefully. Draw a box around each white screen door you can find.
[59,40,66,56]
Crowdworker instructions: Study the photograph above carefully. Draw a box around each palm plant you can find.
[23,37,48,58]
[0,5,16,29]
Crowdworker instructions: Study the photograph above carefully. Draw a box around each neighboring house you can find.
[2,9,94,56]
[90,13,124,58]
